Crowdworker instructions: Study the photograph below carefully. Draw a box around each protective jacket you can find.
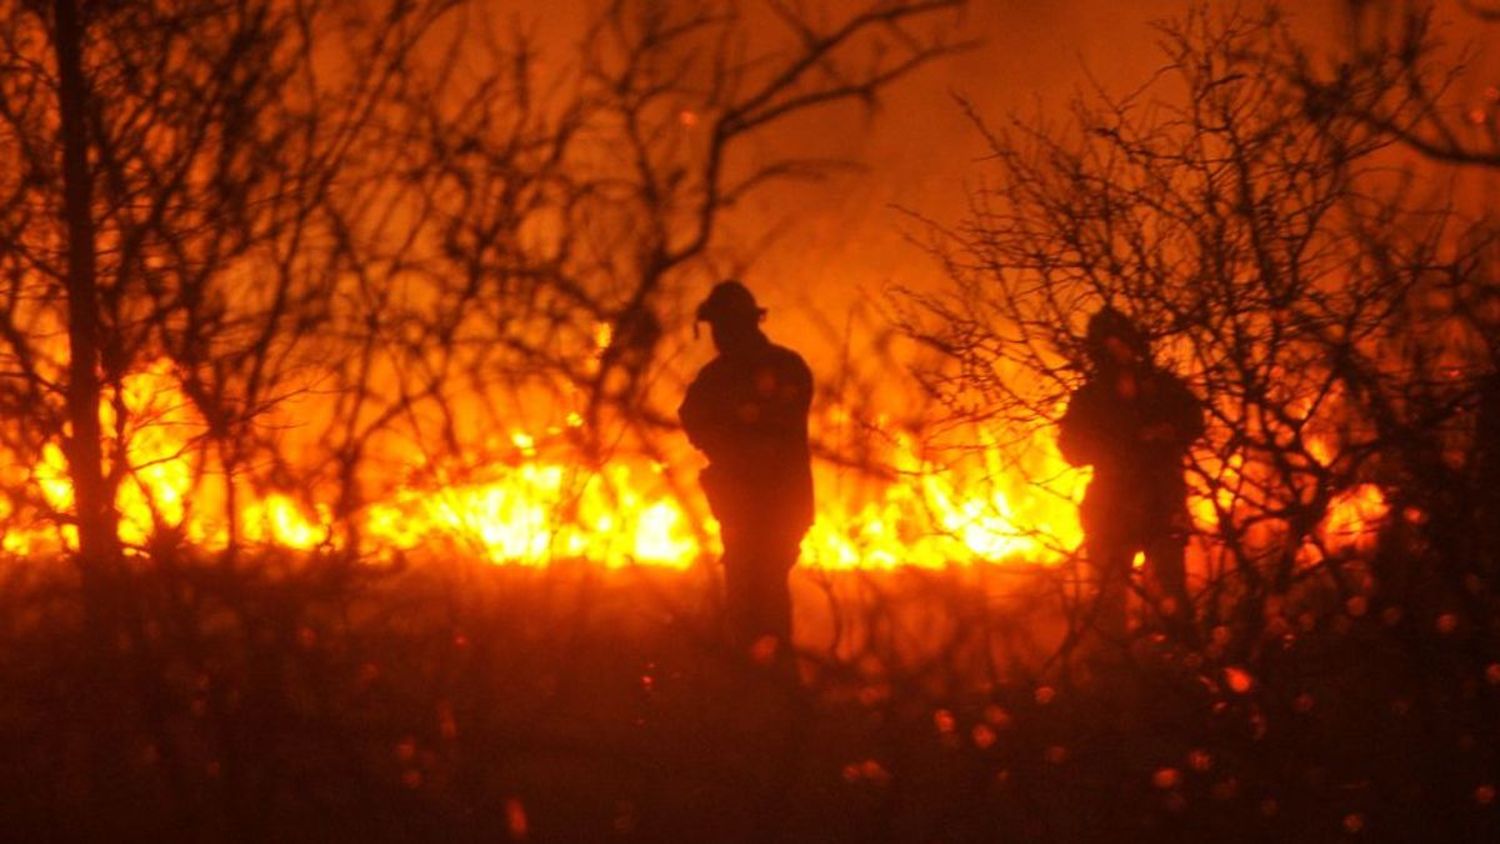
[679,332,814,546]
[1058,365,1204,541]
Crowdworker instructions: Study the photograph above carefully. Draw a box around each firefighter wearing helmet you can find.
[1058,306,1204,644]
[679,280,814,654]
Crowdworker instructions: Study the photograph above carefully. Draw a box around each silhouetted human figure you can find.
[1058,307,1204,643]
[679,281,814,654]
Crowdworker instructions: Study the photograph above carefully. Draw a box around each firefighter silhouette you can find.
[1059,307,1204,642]
[680,281,814,653]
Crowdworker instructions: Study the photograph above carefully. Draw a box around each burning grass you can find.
[4,359,1098,570]
[7,359,1394,577]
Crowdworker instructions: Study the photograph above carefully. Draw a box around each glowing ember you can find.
[1224,666,1254,695]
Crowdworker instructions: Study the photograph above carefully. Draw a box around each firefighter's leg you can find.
[737,538,794,653]
[761,542,797,647]
[1086,538,1132,644]
[721,528,757,649]
[723,540,794,654]
[1145,528,1193,639]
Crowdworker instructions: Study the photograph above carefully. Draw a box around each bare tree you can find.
[304,0,971,553]
[1289,0,1500,167]
[0,0,460,561]
[899,6,1496,657]
[0,0,458,815]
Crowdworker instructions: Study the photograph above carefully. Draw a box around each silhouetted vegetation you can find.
[0,1,1497,841]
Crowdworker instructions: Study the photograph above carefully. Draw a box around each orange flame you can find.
[3,361,1388,569]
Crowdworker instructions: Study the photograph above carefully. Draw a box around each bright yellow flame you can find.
[799,427,1088,569]
[1321,483,1388,553]
[1,360,1391,571]
[242,494,331,548]
[360,461,703,569]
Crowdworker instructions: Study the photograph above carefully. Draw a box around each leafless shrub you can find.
[308,0,971,549]
[897,6,1498,657]
[1299,0,1500,167]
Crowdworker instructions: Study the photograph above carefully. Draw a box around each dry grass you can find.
[0,549,1495,841]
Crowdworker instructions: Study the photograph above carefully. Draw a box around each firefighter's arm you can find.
[1057,386,1106,467]
[679,376,729,457]
[784,354,813,417]
[1136,375,1205,446]
[1166,375,1206,446]
[762,353,814,434]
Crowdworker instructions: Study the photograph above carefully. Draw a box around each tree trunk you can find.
[52,1,129,822]
[52,0,119,576]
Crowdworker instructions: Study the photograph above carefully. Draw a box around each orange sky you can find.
[716,0,1349,370]
[708,0,1492,373]
[471,1,1494,364]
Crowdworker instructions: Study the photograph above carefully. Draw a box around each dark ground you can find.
[0,551,1496,842]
